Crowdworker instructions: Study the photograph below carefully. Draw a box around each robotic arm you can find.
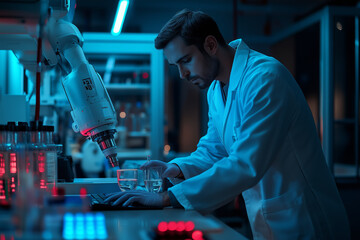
[44,13,119,167]
[0,0,119,167]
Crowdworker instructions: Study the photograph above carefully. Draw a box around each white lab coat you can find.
[168,39,350,239]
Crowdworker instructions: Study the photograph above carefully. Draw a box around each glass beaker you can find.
[144,166,163,193]
[117,169,138,192]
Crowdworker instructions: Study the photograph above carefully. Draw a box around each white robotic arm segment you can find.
[46,18,119,167]
[45,18,83,55]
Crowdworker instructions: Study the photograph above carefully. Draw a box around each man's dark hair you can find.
[155,9,227,52]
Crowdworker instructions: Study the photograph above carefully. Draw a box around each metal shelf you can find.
[116,149,151,159]
[105,83,150,91]
[95,65,150,73]
[127,131,151,137]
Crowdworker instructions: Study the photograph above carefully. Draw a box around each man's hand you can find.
[104,190,170,207]
[140,160,182,178]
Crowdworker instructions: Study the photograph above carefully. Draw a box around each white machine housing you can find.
[0,0,119,167]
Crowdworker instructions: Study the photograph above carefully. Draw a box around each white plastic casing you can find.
[62,62,117,137]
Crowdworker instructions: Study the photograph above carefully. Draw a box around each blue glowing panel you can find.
[62,212,108,239]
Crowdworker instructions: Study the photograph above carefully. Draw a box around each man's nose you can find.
[178,66,190,80]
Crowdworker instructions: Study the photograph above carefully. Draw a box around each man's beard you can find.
[197,55,219,89]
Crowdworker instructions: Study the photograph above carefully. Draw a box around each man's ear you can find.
[203,35,218,56]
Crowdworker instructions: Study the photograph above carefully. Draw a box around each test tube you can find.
[30,121,46,190]
[7,122,17,196]
[42,125,58,191]
[15,122,30,187]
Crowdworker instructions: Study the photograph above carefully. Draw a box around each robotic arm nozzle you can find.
[46,16,119,168]
[91,129,119,168]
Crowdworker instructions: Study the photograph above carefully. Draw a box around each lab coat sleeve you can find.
[169,87,228,179]
[169,62,296,212]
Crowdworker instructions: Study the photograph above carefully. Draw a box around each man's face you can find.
[164,36,219,89]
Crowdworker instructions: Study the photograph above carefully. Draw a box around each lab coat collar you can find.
[227,39,250,93]
[222,39,250,136]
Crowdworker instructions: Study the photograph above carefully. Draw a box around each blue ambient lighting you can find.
[111,0,129,36]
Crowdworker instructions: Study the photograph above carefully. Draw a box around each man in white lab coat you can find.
[105,9,350,239]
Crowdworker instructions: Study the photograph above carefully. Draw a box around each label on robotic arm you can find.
[82,77,95,92]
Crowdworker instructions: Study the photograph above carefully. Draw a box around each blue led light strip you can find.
[111,0,129,36]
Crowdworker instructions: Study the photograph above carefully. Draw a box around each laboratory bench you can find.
[0,208,247,240]
[0,179,248,240]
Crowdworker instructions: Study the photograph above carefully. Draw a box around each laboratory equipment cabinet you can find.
[82,33,165,164]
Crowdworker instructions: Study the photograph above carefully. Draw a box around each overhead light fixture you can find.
[111,0,129,36]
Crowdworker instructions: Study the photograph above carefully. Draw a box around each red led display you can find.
[156,220,205,240]
[10,177,16,192]
[10,153,16,173]
[80,187,87,198]
[38,153,45,173]
[185,221,195,231]
[40,179,46,189]
[167,221,177,231]
[157,221,168,232]
[0,180,5,200]
[0,154,5,176]
[176,221,186,232]
[192,230,204,240]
